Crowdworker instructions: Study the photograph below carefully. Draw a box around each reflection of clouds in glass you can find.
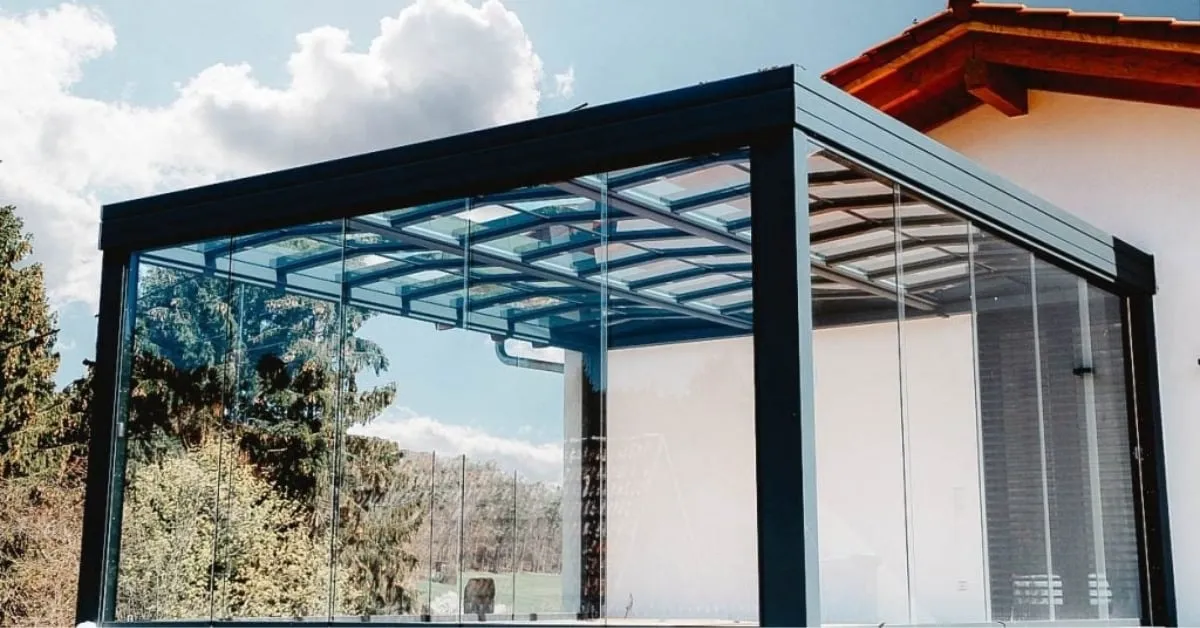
[352,405,563,484]
[485,336,565,364]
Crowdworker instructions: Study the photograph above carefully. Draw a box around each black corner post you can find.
[577,349,607,620]
[750,125,820,627]
[75,250,131,625]
[1122,291,1177,627]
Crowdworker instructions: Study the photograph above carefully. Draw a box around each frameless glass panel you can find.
[404,450,438,617]
[1027,261,1143,621]
[603,147,759,624]
[974,232,1054,622]
[427,455,466,620]
[807,145,911,626]
[511,468,565,620]
[458,461,520,621]
[109,237,234,622]
[211,221,345,621]
[331,204,470,623]
[894,189,989,626]
[464,192,590,624]
[1084,285,1141,620]
[802,138,1148,627]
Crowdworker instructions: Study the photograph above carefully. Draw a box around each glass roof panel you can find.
[677,253,752,266]
[401,215,470,243]
[650,274,744,298]
[607,259,692,285]
[812,179,892,199]
[457,204,518,224]
[138,142,1051,350]
[701,289,753,308]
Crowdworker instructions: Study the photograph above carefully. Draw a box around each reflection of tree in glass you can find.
[117,267,422,620]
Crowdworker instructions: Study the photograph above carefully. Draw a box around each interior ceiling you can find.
[140,148,1026,351]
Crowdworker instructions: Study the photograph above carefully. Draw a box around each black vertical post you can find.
[750,126,818,627]
[1122,292,1176,627]
[577,349,606,620]
[75,251,132,625]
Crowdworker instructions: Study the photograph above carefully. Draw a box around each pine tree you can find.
[0,205,62,479]
[0,205,85,627]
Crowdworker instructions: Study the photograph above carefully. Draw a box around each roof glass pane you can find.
[701,289,753,308]
[650,274,744,298]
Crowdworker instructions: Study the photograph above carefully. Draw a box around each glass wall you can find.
[99,136,1144,626]
[104,148,761,624]
[806,142,1143,625]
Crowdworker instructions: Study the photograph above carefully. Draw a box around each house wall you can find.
[602,316,985,624]
[929,91,1200,625]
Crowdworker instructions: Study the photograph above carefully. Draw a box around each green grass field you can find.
[415,571,565,616]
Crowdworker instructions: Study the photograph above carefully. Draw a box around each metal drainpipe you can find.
[492,338,564,374]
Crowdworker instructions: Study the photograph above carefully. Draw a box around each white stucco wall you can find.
[929,91,1200,625]
[602,315,984,625]
[605,337,760,622]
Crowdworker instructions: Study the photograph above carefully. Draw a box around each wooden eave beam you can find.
[972,32,1200,88]
[966,22,1200,56]
[964,58,1028,116]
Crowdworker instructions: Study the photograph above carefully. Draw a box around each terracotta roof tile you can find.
[1013,8,1071,30]
[822,10,956,82]
[907,12,956,44]
[1064,12,1124,36]
[823,1,1200,86]
[971,4,1032,27]
[1114,17,1177,39]
[869,31,921,63]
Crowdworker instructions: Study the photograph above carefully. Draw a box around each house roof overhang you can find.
[822,0,1200,131]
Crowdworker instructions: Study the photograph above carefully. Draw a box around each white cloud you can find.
[350,405,563,484]
[552,66,575,99]
[0,0,559,307]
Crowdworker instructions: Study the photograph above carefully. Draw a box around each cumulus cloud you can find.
[349,406,563,483]
[0,0,562,307]
[179,0,545,170]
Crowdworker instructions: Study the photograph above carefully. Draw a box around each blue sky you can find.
[1,0,1194,476]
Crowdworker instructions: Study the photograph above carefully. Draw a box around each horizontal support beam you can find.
[519,227,692,263]
[466,286,583,312]
[274,241,423,276]
[808,168,874,186]
[676,280,751,303]
[607,150,749,191]
[668,182,751,213]
[811,261,939,312]
[467,208,603,243]
[349,218,750,330]
[203,223,342,264]
[558,180,752,254]
[576,246,741,277]
[823,234,967,266]
[903,271,973,294]
[342,257,465,287]
[810,214,956,245]
[140,248,570,349]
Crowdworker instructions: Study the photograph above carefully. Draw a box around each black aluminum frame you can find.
[77,65,1171,627]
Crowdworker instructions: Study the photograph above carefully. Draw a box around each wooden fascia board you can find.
[840,23,971,93]
[965,21,1200,55]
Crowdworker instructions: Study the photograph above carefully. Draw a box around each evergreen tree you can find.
[0,205,63,479]
[0,205,87,627]
[118,263,423,618]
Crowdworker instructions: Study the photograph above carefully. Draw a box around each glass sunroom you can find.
[76,66,1171,627]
